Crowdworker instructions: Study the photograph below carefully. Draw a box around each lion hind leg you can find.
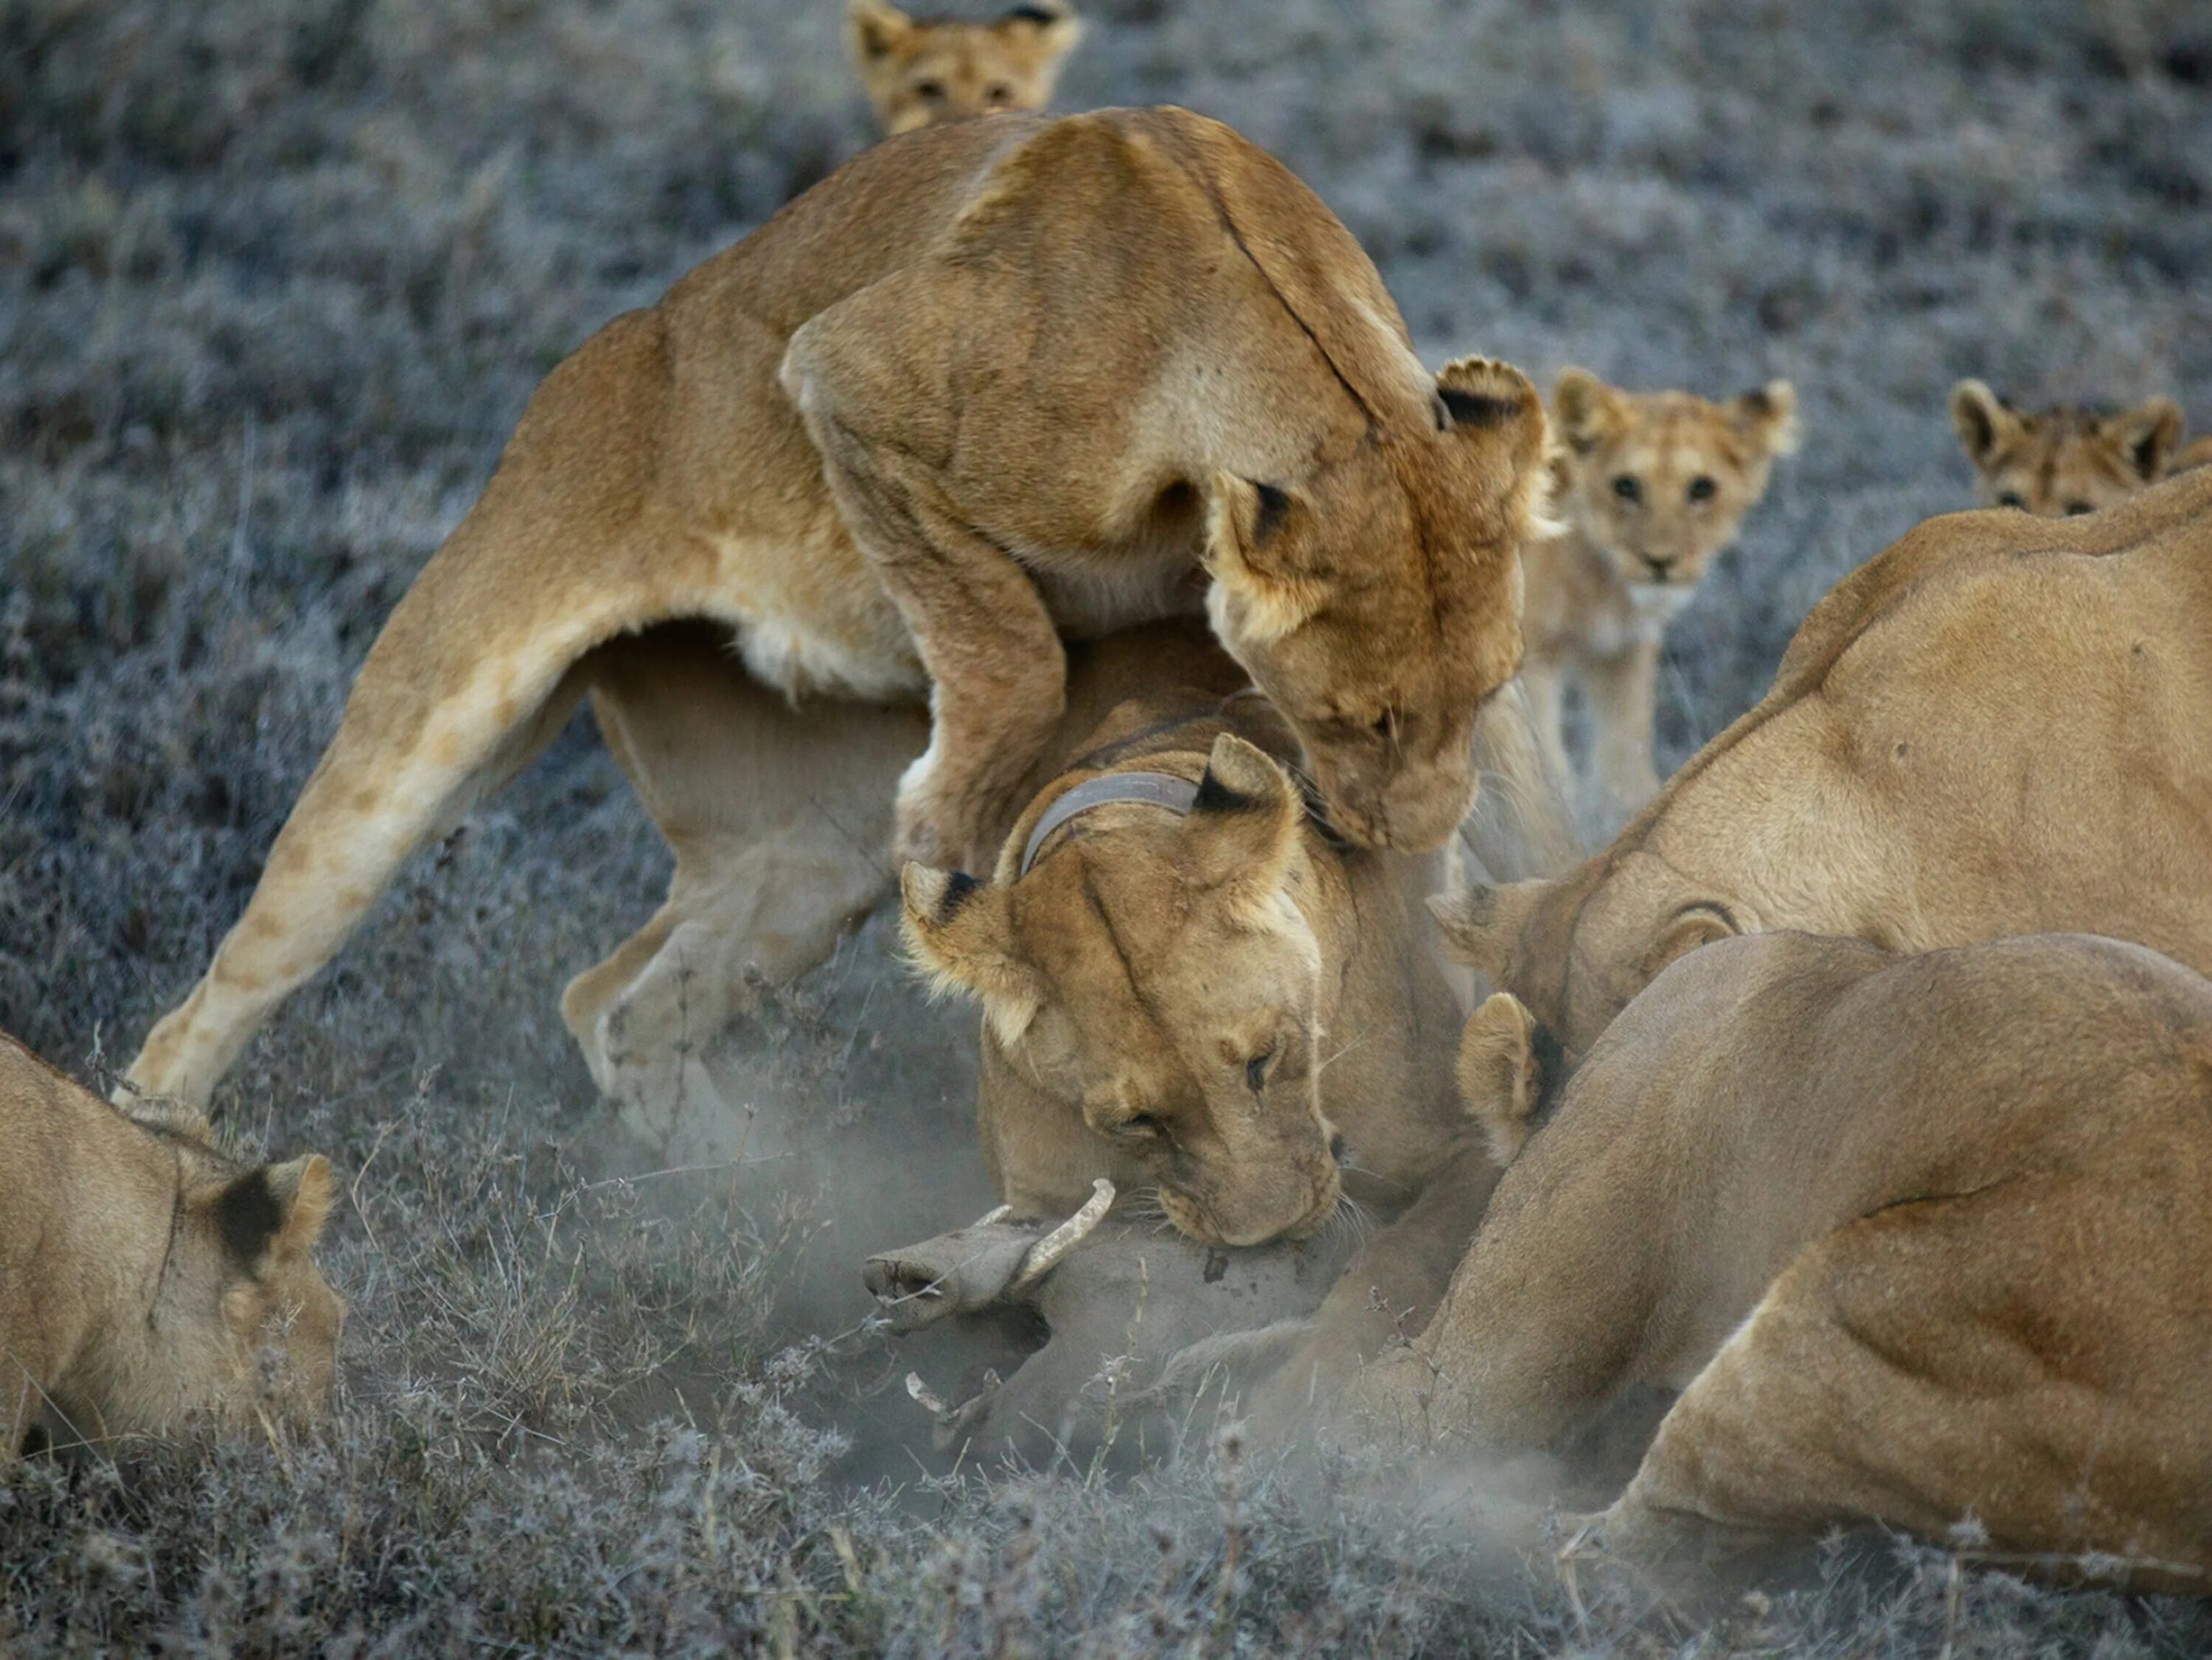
[124,573,689,1109]
[563,625,928,1137]
[1595,1187,2212,1587]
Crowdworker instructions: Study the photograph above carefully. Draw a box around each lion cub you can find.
[1,1035,343,1454]
[1520,369,1799,816]
[1947,380,2207,515]
[846,0,1081,135]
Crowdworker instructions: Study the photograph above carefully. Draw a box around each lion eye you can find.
[2065,501,2095,517]
[1996,491,2026,509]
[986,83,1015,105]
[1115,1112,1166,1141]
[1245,1045,1276,1093]
[914,79,947,103]
[1369,711,1393,739]
[1611,475,1641,503]
[1686,475,1717,503]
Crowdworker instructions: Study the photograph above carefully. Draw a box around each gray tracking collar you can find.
[1018,772,1200,876]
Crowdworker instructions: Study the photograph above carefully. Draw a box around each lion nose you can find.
[1641,553,1676,582]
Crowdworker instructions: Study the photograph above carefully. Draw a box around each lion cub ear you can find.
[1427,879,1548,980]
[1730,380,1801,458]
[994,0,1082,60]
[1643,904,1738,981]
[210,1154,336,1272]
[1201,473,1326,645]
[1949,380,2020,468]
[1551,366,1629,456]
[2102,396,2184,482]
[1183,733,1304,920]
[1458,993,1543,1166]
[901,865,1045,1045]
[847,0,914,63]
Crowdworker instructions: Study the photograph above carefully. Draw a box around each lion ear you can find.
[2104,396,2183,482]
[1427,879,1548,980]
[210,1154,335,1270]
[1643,905,1738,981]
[1550,366,1628,456]
[900,865,1044,1045]
[1183,733,1304,919]
[1730,380,1801,458]
[1949,380,2019,468]
[846,0,914,61]
[1201,472,1326,645]
[1458,994,1543,1166]
[995,0,1081,57]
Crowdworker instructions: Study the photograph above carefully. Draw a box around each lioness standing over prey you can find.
[1948,380,2204,515]
[1349,932,2212,1587]
[1520,369,1798,816]
[120,108,1549,1112]
[1,1034,343,1454]
[1442,466,2212,1064]
[846,0,1082,135]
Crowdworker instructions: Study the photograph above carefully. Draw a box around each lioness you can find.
[2,1035,343,1454]
[1520,369,1798,815]
[1948,380,2192,515]
[1441,465,2212,1064]
[121,108,1548,1112]
[847,0,1082,135]
[900,663,1481,1249]
[1349,932,2212,1588]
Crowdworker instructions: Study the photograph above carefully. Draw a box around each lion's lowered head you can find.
[1201,357,1550,854]
[89,1098,344,1439]
[902,732,1346,1248]
[846,0,1082,136]
[1949,381,2185,517]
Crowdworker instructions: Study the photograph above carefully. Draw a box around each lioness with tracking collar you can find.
[121,106,1547,1114]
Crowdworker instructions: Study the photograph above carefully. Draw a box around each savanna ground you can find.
[5,0,2212,1650]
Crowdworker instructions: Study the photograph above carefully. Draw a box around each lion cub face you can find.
[1552,369,1801,596]
[902,736,1345,1249]
[846,0,1081,136]
[1949,381,2185,517]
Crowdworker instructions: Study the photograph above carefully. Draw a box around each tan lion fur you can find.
[1520,369,1798,815]
[119,108,1548,1114]
[1,1035,342,1454]
[1438,465,2212,1063]
[846,0,1082,136]
[1345,932,2212,1588]
[1949,380,2190,516]
[900,629,1485,1250]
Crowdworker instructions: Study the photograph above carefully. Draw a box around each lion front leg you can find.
[783,317,1069,874]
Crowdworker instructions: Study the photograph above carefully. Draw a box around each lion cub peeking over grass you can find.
[1949,380,2212,515]
[1,1036,342,1456]
[1520,369,1799,817]
[846,0,1081,134]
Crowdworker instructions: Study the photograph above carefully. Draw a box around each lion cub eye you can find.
[1115,1112,1167,1141]
[1245,1045,1277,1093]
[914,79,948,104]
[1686,475,1717,503]
[2065,501,2096,517]
[1996,490,2027,509]
[1610,475,1641,503]
[986,83,1015,105]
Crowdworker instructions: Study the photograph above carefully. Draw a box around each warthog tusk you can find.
[1010,1176,1115,1291]
[974,1203,1012,1228]
[906,1372,951,1418]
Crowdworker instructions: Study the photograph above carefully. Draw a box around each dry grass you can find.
[5,0,2212,1650]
